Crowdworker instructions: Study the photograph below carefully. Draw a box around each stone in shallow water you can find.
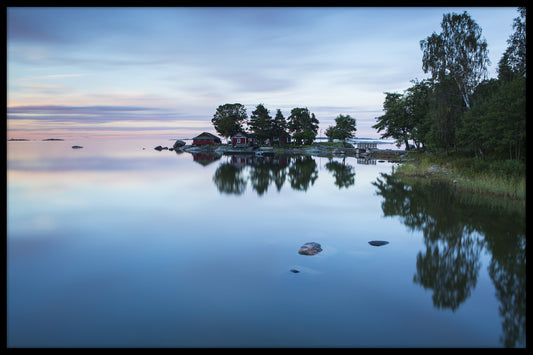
[298,242,322,255]
[368,240,389,247]
[290,269,300,273]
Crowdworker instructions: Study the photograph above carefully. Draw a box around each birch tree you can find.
[420,11,490,108]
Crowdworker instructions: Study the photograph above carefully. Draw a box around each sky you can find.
[6,6,521,140]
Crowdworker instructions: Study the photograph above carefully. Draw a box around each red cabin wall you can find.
[193,139,214,146]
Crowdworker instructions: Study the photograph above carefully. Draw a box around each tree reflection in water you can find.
[325,158,356,189]
[212,155,355,195]
[372,172,526,347]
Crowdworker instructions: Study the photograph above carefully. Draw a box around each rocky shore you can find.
[154,140,411,162]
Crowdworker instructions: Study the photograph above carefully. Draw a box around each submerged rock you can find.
[290,269,300,273]
[298,242,323,256]
[154,145,169,151]
[368,240,389,247]
[71,145,83,149]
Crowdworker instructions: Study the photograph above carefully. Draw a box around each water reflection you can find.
[212,154,356,195]
[190,152,222,166]
[372,172,526,347]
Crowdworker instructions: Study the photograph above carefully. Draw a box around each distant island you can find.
[8,138,66,141]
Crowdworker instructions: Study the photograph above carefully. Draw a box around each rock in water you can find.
[368,240,389,247]
[173,139,186,149]
[71,145,83,149]
[298,242,322,255]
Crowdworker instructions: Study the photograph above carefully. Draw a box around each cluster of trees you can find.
[211,103,357,145]
[373,8,525,161]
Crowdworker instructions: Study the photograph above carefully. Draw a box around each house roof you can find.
[232,132,256,138]
[193,132,221,140]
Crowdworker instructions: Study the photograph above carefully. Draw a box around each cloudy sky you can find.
[7,6,520,140]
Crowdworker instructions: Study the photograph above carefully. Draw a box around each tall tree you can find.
[287,107,319,145]
[271,109,288,138]
[211,103,248,141]
[248,104,272,144]
[404,79,432,149]
[498,7,526,81]
[420,11,490,108]
[426,76,465,155]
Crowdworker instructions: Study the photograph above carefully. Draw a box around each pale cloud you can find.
[6,7,519,140]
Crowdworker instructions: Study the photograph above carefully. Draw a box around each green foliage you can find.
[211,103,248,140]
[292,129,316,145]
[498,7,526,81]
[420,11,490,108]
[271,109,288,139]
[325,114,356,142]
[287,108,319,144]
[404,79,432,148]
[248,104,272,144]
[426,76,466,154]
[373,92,413,149]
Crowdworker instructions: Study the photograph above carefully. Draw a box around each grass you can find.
[394,151,526,201]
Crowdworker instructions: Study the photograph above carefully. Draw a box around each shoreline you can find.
[171,142,411,161]
[392,152,525,202]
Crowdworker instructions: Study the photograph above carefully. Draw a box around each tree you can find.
[420,11,490,109]
[404,79,432,149]
[325,114,356,142]
[456,78,499,158]
[211,103,248,141]
[248,104,272,144]
[426,76,465,155]
[287,107,319,145]
[292,130,315,145]
[271,109,288,138]
[472,77,525,160]
[498,7,526,81]
[373,92,412,150]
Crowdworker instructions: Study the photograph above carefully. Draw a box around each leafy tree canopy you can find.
[498,7,526,81]
[420,11,490,108]
[325,114,356,142]
[211,103,248,140]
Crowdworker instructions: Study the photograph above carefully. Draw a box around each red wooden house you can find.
[192,132,222,146]
[231,132,257,147]
[272,132,291,145]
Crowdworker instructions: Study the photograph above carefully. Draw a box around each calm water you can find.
[6,139,526,348]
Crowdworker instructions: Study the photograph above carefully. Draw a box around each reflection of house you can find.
[232,132,257,147]
[230,155,253,169]
[192,153,221,166]
[192,132,222,146]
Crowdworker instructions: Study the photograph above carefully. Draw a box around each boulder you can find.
[71,145,83,149]
[173,139,186,149]
[298,242,322,256]
[154,145,168,151]
[368,240,389,247]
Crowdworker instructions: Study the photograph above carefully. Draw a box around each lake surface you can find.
[6,139,526,348]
